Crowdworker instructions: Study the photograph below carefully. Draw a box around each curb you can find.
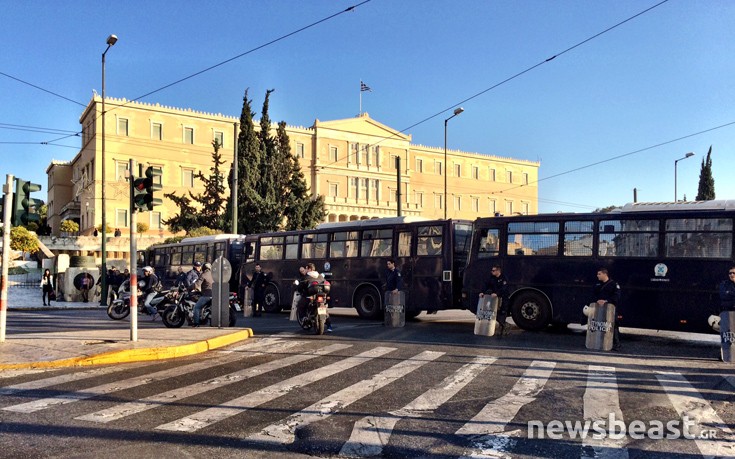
[0,329,254,371]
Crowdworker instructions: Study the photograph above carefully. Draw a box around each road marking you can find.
[582,366,629,459]
[155,346,397,432]
[249,350,446,446]
[456,360,556,459]
[0,362,158,397]
[2,338,297,413]
[656,371,735,458]
[75,341,338,423]
[340,355,495,457]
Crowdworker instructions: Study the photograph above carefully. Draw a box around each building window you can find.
[472,197,479,212]
[489,200,497,215]
[490,168,496,181]
[472,166,480,180]
[214,131,224,147]
[506,170,513,183]
[415,192,424,208]
[115,162,129,182]
[151,211,162,229]
[349,177,358,199]
[329,145,338,162]
[116,209,129,227]
[296,142,305,158]
[436,161,443,176]
[522,202,529,215]
[360,146,369,166]
[152,122,162,140]
[435,194,443,210]
[184,127,194,144]
[523,172,529,185]
[151,165,163,186]
[416,158,423,173]
[390,154,399,170]
[506,200,513,215]
[455,164,461,178]
[360,178,369,200]
[182,168,195,187]
[329,182,338,197]
[117,118,128,136]
[388,187,396,203]
[454,195,461,211]
[372,146,379,167]
[370,179,379,202]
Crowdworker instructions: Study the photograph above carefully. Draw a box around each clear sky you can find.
[1,0,733,214]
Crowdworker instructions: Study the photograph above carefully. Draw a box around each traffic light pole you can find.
[129,159,138,341]
[1,174,14,342]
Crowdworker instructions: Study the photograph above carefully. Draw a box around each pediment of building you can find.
[314,113,411,144]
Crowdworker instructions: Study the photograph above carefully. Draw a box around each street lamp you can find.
[444,107,464,219]
[674,152,694,202]
[100,34,117,305]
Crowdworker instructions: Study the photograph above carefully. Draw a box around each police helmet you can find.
[143,266,154,274]
[193,261,202,267]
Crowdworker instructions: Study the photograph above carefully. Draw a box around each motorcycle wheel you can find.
[228,307,237,327]
[107,302,129,320]
[162,305,186,328]
[315,313,327,335]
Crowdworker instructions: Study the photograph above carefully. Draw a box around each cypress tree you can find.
[695,146,715,201]
[190,139,227,230]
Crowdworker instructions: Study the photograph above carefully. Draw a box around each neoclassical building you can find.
[46,96,539,237]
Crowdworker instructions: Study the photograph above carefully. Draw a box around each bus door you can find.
[463,226,501,310]
[412,224,444,311]
[396,230,413,308]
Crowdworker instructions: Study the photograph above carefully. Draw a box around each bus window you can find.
[361,228,393,257]
[665,218,732,258]
[181,246,194,265]
[285,235,299,260]
[302,233,328,259]
[563,220,594,256]
[478,228,499,258]
[260,236,284,260]
[417,225,442,256]
[398,231,412,257]
[170,247,181,266]
[598,219,658,257]
[507,221,559,256]
[330,231,359,258]
[244,242,255,263]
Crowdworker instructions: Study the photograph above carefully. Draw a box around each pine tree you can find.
[191,139,227,230]
[695,145,715,201]
[162,192,200,233]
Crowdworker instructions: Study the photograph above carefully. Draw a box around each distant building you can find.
[46,96,539,238]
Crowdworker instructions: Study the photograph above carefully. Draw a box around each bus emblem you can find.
[654,263,668,277]
[324,262,331,272]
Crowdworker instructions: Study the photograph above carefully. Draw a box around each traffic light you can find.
[131,165,163,212]
[12,178,44,226]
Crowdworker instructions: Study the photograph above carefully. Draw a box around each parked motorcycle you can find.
[296,278,331,335]
[161,286,239,328]
[106,282,177,320]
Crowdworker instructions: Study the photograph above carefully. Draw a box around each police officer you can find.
[141,266,160,319]
[385,259,403,293]
[719,266,735,312]
[593,267,622,350]
[248,264,268,316]
[480,265,510,335]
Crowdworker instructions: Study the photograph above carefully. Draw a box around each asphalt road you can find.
[0,309,732,459]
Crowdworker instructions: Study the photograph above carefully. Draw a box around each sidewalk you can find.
[1,287,253,371]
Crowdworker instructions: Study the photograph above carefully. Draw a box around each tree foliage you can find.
[230,88,325,234]
[696,145,715,201]
[163,140,227,235]
[593,205,619,213]
[60,220,79,233]
[10,226,40,256]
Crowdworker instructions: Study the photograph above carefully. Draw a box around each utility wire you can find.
[0,71,86,107]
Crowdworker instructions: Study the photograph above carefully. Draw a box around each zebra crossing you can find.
[1,338,734,458]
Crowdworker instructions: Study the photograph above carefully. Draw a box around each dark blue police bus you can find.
[239,217,473,319]
[462,200,735,333]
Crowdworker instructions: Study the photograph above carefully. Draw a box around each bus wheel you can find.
[263,284,281,313]
[355,288,382,320]
[510,292,551,331]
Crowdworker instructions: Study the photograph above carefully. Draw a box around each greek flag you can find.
[360,81,372,92]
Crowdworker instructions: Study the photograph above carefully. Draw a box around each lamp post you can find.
[674,152,694,202]
[444,107,464,219]
[100,34,117,306]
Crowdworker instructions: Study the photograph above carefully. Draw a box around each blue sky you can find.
[1,0,733,213]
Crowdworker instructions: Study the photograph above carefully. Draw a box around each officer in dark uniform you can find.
[248,263,268,316]
[385,259,403,293]
[480,264,510,335]
[593,267,622,350]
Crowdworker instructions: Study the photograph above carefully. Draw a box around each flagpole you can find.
[359,80,362,115]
